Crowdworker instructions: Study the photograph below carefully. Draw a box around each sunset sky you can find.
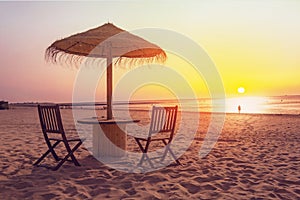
[1,1,300,103]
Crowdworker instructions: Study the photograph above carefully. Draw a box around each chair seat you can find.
[49,138,82,142]
[135,137,170,141]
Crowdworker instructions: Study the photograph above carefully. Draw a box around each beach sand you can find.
[0,106,300,199]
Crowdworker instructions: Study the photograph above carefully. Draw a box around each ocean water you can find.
[110,95,300,115]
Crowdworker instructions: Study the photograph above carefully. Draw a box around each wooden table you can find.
[78,118,139,157]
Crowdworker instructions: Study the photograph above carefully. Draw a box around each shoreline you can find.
[7,104,300,117]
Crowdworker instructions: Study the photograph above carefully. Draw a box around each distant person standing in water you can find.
[238,105,241,113]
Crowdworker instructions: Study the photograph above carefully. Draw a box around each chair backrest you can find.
[38,104,64,134]
[149,105,178,138]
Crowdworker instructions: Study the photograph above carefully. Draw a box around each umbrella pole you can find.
[106,43,113,120]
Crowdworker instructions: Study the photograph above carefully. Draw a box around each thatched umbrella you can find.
[46,23,166,120]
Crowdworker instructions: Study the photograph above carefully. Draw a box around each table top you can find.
[77,117,140,124]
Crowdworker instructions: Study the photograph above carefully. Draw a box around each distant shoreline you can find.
[8,104,300,117]
[8,95,300,116]
[8,94,300,105]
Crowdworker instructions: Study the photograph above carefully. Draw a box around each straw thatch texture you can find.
[45,23,167,67]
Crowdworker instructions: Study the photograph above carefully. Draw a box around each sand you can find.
[0,106,300,199]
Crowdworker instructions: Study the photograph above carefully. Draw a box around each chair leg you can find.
[138,154,145,166]
[53,141,82,171]
[34,141,61,166]
[161,140,181,165]
[48,141,61,161]
[69,141,82,166]
[135,139,146,166]
[145,154,154,168]
[65,141,82,166]
[138,153,154,168]
[135,138,154,168]
[166,146,181,165]
[161,139,168,161]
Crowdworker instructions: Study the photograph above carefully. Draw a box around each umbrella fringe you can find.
[45,46,166,68]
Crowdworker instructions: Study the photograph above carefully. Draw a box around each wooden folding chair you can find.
[134,105,181,167]
[34,104,83,171]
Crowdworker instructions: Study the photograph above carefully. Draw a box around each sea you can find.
[104,95,300,115]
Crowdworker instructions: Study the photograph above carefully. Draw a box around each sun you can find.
[238,87,245,94]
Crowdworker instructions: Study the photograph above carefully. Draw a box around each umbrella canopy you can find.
[46,23,166,66]
[46,23,167,119]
